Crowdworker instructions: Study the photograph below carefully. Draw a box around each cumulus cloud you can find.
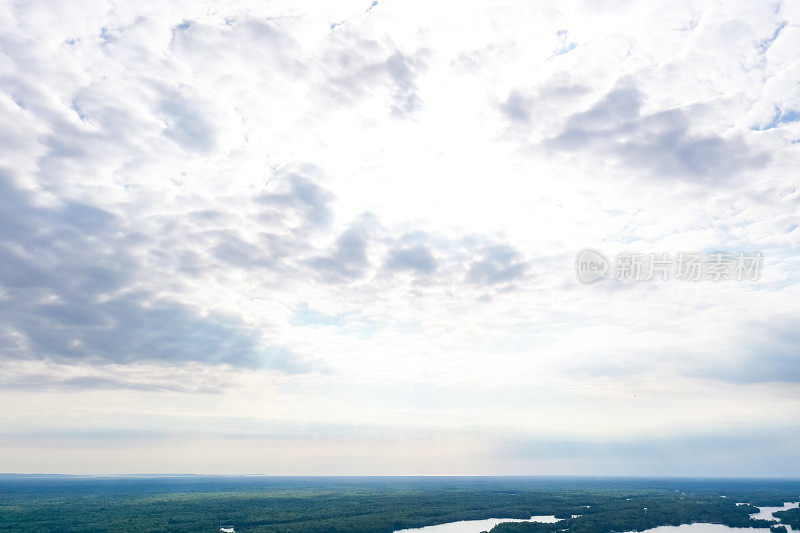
[308,215,375,282]
[544,85,770,181]
[386,244,438,274]
[320,29,427,117]
[256,167,333,231]
[466,244,529,286]
[0,172,308,371]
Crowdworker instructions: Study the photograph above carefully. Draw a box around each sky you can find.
[0,0,799,476]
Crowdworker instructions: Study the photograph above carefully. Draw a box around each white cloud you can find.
[1,0,799,474]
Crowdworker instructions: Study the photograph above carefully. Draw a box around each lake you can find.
[393,502,800,533]
[626,525,774,532]
[394,515,561,533]
[749,501,799,521]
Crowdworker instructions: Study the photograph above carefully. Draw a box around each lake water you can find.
[393,515,561,533]
[625,525,772,533]
[393,501,800,533]
[749,501,800,521]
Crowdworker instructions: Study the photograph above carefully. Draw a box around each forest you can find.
[0,476,798,532]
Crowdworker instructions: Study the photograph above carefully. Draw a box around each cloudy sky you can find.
[1,0,799,476]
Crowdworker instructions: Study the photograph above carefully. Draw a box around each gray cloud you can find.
[501,428,800,476]
[212,233,271,268]
[561,313,800,385]
[466,244,529,286]
[0,371,223,394]
[307,215,375,282]
[166,167,338,274]
[386,244,438,274]
[499,90,533,124]
[544,85,770,181]
[499,77,591,127]
[308,222,535,289]
[0,173,307,371]
[704,316,800,383]
[256,168,333,230]
[322,31,426,117]
[169,17,302,75]
[160,91,217,153]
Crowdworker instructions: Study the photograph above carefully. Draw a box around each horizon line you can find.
[2,473,800,480]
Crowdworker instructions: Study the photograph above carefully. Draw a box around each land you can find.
[0,476,798,532]
[775,507,800,530]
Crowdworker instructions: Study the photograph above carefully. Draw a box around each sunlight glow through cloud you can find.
[1,0,799,475]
